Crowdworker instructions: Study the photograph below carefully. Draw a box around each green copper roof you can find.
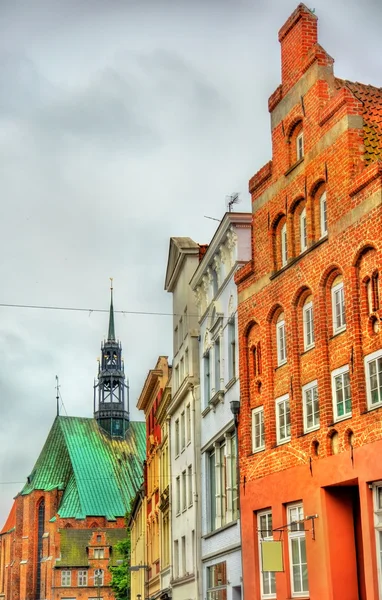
[58,528,126,567]
[108,288,115,341]
[21,416,145,520]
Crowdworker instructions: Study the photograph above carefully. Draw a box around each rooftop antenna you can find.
[204,215,220,222]
[227,193,240,212]
[56,375,60,416]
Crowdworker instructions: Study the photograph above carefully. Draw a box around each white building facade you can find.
[164,238,202,600]
[190,213,251,600]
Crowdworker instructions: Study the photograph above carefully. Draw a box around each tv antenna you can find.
[227,193,240,212]
[56,375,60,416]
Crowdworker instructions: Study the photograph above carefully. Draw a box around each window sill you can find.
[302,344,315,354]
[276,437,291,446]
[209,389,225,409]
[285,156,304,176]
[332,413,352,424]
[303,425,320,435]
[202,404,211,418]
[249,446,265,456]
[225,376,237,392]
[367,403,382,413]
[331,326,346,338]
[275,361,287,370]
[203,519,239,539]
[270,236,328,280]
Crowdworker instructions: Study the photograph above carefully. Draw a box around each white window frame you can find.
[331,365,352,422]
[182,470,187,512]
[288,503,309,597]
[61,570,71,586]
[252,406,265,452]
[303,301,314,350]
[276,318,287,366]
[332,281,346,334]
[281,223,288,267]
[296,131,304,161]
[78,569,88,586]
[302,380,319,432]
[320,191,327,237]
[365,349,382,410]
[300,207,307,252]
[276,394,291,445]
[94,548,104,559]
[176,476,181,515]
[188,465,193,507]
[258,510,276,599]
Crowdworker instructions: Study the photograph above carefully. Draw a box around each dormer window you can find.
[296,131,304,160]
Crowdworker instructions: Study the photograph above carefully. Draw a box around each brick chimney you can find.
[279,4,318,95]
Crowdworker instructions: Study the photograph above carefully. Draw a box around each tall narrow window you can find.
[182,470,187,511]
[228,319,236,381]
[281,223,288,267]
[209,449,216,531]
[332,365,351,421]
[174,540,179,578]
[252,407,265,452]
[204,351,211,405]
[320,191,327,237]
[302,381,319,432]
[180,411,186,451]
[303,300,314,350]
[258,510,276,598]
[300,207,307,252]
[181,536,186,575]
[186,403,191,444]
[276,314,287,366]
[288,504,309,596]
[176,477,180,515]
[175,419,180,457]
[332,280,346,333]
[365,350,382,409]
[296,131,304,161]
[276,394,291,444]
[188,465,193,506]
[231,434,238,521]
[214,338,221,392]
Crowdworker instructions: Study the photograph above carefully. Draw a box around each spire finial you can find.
[108,278,116,341]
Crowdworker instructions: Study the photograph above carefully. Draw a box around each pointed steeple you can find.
[108,278,116,341]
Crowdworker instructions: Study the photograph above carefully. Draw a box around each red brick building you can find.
[235,5,382,599]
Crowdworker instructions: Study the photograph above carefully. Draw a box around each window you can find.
[276,314,287,366]
[182,470,187,511]
[179,357,184,383]
[175,419,180,456]
[276,394,291,444]
[186,403,191,444]
[78,570,88,586]
[228,319,236,381]
[303,300,314,350]
[61,570,71,586]
[288,504,308,596]
[174,326,178,353]
[300,207,307,252]
[181,536,186,575]
[207,562,227,600]
[185,347,189,376]
[365,350,382,409]
[179,318,183,343]
[258,511,276,598]
[204,351,211,405]
[214,337,221,392]
[372,483,382,597]
[209,434,237,531]
[180,411,186,451]
[188,465,193,506]
[296,131,304,161]
[252,407,265,452]
[332,280,346,333]
[281,223,287,267]
[183,307,188,336]
[174,365,179,389]
[320,191,327,237]
[332,365,351,421]
[174,540,179,578]
[94,548,104,559]
[176,477,180,515]
[302,381,319,432]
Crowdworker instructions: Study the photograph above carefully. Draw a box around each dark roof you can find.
[19,416,145,520]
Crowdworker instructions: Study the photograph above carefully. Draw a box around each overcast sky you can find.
[0,0,381,525]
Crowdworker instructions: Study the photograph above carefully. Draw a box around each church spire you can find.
[93,282,130,438]
[108,278,116,341]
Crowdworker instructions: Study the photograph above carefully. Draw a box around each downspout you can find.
[230,401,244,600]
[190,383,202,600]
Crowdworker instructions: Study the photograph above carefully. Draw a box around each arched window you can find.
[331,275,346,334]
[276,313,287,366]
[303,296,315,350]
[320,191,327,237]
[300,207,307,252]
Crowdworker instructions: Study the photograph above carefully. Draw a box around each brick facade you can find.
[236,4,382,599]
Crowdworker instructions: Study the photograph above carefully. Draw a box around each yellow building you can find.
[135,356,171,600]
[157,378,172,599]
[129,490,147,600]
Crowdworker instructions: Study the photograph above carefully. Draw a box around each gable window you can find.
[288,504,309,596]
[296,131,304,161]
[276,394,291,444]
[276,314,287,366]
[332,279,346,334]
[303,299,314,350]
[302,380,319,432]
[332,365,351,421]
[252,407,265,452]
[258,510,276,598]
[61,570,71,586]
[365,350,382,409]
[78,570,88,586]
[320,191,327,237]
[281,223,288,267]
[300,207,307,252]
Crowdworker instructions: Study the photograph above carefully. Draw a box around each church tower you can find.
[94,282,130,437]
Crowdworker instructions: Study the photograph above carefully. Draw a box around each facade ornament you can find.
[213,254,222,287]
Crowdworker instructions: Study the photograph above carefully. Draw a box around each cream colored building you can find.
[157,379,172,600]
[129,490,147,600]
